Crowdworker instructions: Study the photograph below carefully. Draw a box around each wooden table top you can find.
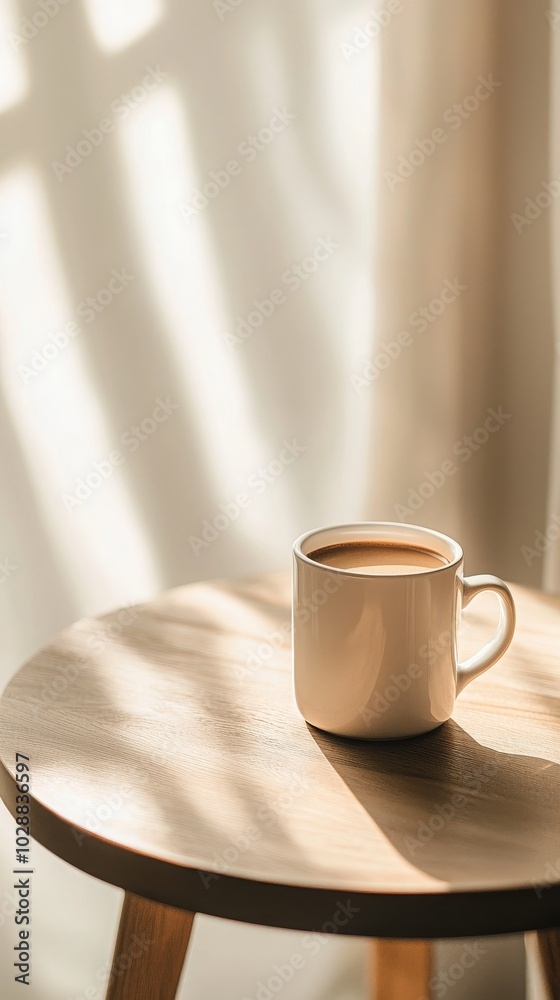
[1,572,560,939]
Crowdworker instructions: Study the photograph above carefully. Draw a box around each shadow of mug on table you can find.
[309,720,560,890]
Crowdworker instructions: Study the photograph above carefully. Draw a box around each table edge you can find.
[1,759,559,939]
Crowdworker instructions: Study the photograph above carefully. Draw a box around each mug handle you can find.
[456,575,516,694]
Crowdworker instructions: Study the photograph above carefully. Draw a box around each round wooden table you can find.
[1,572,560,999]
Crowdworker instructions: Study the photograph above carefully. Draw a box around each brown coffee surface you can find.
[307,540,448,575]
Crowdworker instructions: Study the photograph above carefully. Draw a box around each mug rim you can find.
[293,521,463,579]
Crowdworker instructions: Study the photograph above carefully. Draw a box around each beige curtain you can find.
[371,2,555,996]
[370,0,555,594]
[545,0,560,594]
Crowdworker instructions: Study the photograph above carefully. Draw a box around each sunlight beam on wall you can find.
[0,166,161,606]
[82,0,163,53]
[0,1,29,114]
[116,86,268,499]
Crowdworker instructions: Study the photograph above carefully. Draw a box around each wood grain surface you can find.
[106,893,194,1000]
[373,940,432,1000]
[1,572,560,938]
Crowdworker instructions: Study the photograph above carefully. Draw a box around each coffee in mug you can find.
[307,541,447,575]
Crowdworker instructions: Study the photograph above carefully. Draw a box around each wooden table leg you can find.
[372,940,432,1000]
[537,930,560,1000]
[105,892,195,1000]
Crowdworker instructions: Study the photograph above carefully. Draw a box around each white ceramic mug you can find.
[292,522,516,740]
